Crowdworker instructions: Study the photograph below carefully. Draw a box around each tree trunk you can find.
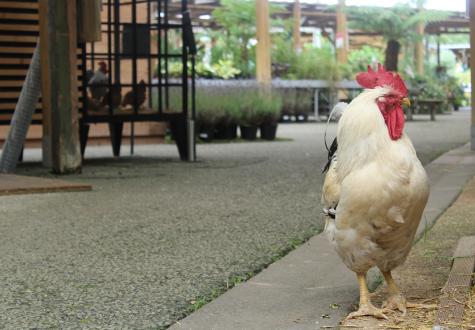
[384,39,400,72]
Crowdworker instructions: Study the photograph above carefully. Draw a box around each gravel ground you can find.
[0,110,470,329]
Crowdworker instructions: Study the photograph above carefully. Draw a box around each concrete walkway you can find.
[170,144,475,330]
[0,112,470,328]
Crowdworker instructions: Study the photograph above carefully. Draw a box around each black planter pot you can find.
[279,111,292,123]
[215,123,237,140]
[260,123,278,140]
[295,113,308,122]
[240,125,258,140]
[198,125,215,141]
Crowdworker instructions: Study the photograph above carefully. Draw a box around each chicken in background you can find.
[88,61,109,102]
[122,80,147,110]
[321,64,430,321]
[100,84,122,112]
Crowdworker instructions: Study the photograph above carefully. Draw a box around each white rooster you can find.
[321,64,429,320]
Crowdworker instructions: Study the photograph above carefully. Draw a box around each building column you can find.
[39,0,82,173]
[255,0,271,86]
[336,0,348,64]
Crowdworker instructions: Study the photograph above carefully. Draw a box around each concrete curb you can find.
[170,144,475,330]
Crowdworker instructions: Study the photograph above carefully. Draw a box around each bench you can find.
[407,98,444,121]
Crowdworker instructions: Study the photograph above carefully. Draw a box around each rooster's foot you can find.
[345,303,389,321]
[382,294,437,316]
[382,293,407,316]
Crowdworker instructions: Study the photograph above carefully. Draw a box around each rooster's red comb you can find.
[356,64,408,96]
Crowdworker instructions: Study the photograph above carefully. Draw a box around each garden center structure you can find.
[0,0,473,174]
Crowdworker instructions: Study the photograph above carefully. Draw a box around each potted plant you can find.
[294,88,312,122]
[258,92,282,140]
[279,88,296,122]
[238,89,261,140]
[215,89,239,140]
[195,88,224,141]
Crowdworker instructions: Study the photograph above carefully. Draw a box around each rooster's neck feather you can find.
[336,88,396,179]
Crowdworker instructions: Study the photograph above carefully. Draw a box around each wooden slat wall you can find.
[0,0,41,123]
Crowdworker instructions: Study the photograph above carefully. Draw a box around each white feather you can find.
[322,87,429,274]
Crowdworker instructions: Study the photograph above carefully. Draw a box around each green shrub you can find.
[410,75,445,100]
[237,89,282,126]
[195,88,226,128]
[158,86,283,129]
[294,89,313,115]
[345,46,385,78]
[409,75,447,114]
[278,88,297,115]
[238,90,261,126]
[257,92,282,125]
[217,88,241,125]
[289,43,341,81]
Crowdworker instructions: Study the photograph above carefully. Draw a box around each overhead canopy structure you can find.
[167,0,469,37]
[425,12,470,34]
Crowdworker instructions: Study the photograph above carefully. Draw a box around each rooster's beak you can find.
[402,97,411,107]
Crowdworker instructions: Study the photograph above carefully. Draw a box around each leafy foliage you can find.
[211,0,257,77]
[348,3,448,71]
[408,66,467,113]
[239,89,282,126]
[348,4,448,43]
[345,46,385,77]
[272,39,342,81]
[187,87,282,128]
[212,0,284,78]
[211,60,241,79]
[409,75,445,100]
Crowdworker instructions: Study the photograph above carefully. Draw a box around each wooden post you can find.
[255,0,271,86]
[470,0,475,150]
[436,33,441,66]
[39,0,82,173]
[336,0,348,64]
[77,0,102,42]
[415,0,424,75]
[293,0,301,53]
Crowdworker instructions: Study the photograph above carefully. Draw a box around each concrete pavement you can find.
[170,144,475,330]
[0,112,471,328]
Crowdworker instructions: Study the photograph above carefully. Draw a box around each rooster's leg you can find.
[381,270,436,316]
[345,273,389,321]
[381,270,407,315]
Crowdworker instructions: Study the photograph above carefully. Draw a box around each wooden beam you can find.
[293,0,301,52]
[436,34,441,66]
[336,0,348,64]
[39,0,81,173]
[0,24,39,32]
[77,0,102,42]
[255,0,271,85]
[415,0,424,75]
[0,12,39,20]
[471,0,475,150]
[0,35,38,43]
[0,1,38,9]
[0,58,32,65]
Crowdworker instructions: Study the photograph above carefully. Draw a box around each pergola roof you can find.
[168,0,469,35]
[425,12,470,34]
